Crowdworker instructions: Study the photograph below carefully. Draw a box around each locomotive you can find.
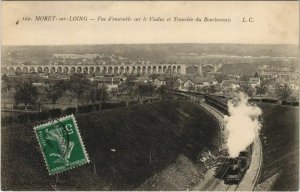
[224,144,253,184]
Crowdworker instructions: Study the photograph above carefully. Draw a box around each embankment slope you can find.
[256,104,299,191]
[2,100,221,190]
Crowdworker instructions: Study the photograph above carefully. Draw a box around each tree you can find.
[87,83,109,105]
[275,84,293,101]
[208,85,217,93]
[149,74,159,82]
[69,73,90,106]
[119,75,137,98]
[14,82,38,110]
[255,84,268,96]
[136,83,155,98]
[2,74,9,83]
[157,85,168,98]
[45,81,66,108]
[239,84,254,97]
[215,73,229,83]
[239,75,250,82]
[165,76,177,90]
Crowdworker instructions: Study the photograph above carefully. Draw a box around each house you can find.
[183,79,195,90]
[137,76,151,83]
[249,77,261,88]
[180,76,217,91]
[153,76,166,87]
[94,76,123,91]
[174,77,188,90]
[57,75,69,80]
[289,82,299,91]
[221,80,240,90]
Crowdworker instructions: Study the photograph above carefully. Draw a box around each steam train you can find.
[204,94,253,184]
[223,144,253,184]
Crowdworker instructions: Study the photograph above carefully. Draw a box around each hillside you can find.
[257,104,299,191]
[2,44,298,62]
[1,100,221,190]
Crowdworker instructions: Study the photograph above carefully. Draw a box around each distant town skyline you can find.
[2,1,299,45]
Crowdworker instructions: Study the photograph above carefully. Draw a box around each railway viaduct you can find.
[3,63,224,75]
[3,64,187,75]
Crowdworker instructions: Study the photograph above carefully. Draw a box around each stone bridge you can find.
[3,64,187,75]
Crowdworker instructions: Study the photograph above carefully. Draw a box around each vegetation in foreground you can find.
[1,100,221,190]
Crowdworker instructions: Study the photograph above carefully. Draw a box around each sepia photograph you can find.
[1,1,299,191]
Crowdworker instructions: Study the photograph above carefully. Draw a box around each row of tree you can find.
[10,74,176,110]
[13,74,109,110]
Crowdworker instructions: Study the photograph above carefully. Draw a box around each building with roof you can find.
[220,80,240,90]
[153,76,166,87]
[249,77,261,88]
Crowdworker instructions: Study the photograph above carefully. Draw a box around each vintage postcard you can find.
[1,1,299,191]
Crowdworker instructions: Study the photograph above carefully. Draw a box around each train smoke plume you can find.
[224,92,262,158]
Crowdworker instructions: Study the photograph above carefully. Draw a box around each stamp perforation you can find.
[33,114,89,175]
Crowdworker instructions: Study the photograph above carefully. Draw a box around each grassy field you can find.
[1,100,221,190]
[258,103,299,191]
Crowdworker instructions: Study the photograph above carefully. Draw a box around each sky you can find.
[2,1,299,45]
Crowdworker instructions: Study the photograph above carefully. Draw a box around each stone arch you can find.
[153,66,157,74]
[167,66,171,74]
[158,66,162,74]
[108,66,113,74]
[89,67,94,74]
[8,67,14,73]
[125,66,130,74]
[50,67,56,73]
[83,67,88,74]
[147,66,151,74]
[131,66,136,74]
[63,67,69,74]
[163,66,167,73]
[102,67,107,74]
[70,67,76,74]
[120,67,124,74]
[22,67,28,73]
[142,66,146,74]
[114,66,118,74]
[137,66,141,74]
[77,67,82,73]
[29,67,35,73]
[16,67,21,73]
[57,67,62,73]
[177,66,181,74]
[37,67,43,73]
[172,66,176,74]
[43,67,49,73]
[95,67,100,74]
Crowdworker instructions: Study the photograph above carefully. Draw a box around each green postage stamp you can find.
[34,114,89,175]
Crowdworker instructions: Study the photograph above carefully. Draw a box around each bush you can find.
[48,108,62,119]
[63,107,77,115]
[128,100,139,106]
[1,116,13,126]
[261,98,278,103]
[36,111,50,121]
[94,104,100,111]
[78,105,93,114]
[101,102,125,110]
